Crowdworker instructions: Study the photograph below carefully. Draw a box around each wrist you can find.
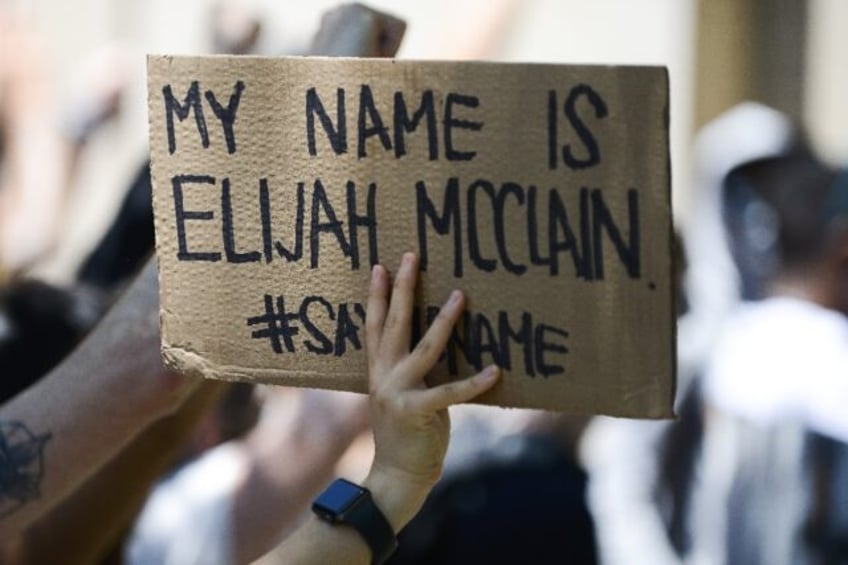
[362,465,432,532]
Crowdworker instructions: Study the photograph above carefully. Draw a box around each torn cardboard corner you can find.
[147,55,676,418]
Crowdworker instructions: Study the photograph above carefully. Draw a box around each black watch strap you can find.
[346,489,399,564]
[312,478,398,564]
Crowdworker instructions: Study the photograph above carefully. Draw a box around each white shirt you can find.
[126,443,247,565]
[704,296,848,442]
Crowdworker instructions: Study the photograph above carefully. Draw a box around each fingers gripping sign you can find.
[277,255,499,564]
[365,253,501,505]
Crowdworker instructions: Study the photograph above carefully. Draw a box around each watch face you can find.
[313,479,365,519]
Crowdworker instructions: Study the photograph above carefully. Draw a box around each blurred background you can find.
[2,0,845,284]
[3,2,848,564]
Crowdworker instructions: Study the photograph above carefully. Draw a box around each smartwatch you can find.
[312,478,398,564]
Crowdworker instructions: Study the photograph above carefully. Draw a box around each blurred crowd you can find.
[1,1,847,564]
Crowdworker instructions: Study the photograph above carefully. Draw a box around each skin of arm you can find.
[0,258,199,540]
[11,381,229,565]
[232,389,369,564]
[272,253,501,563]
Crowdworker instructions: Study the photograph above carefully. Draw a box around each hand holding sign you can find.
[364,253,500,530]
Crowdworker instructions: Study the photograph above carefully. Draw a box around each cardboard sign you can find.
[147,55,675,417]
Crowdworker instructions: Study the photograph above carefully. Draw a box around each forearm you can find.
[233,396,364,563]
[0,27,65,274]
[0,259,197,539]
[16,381,227,564]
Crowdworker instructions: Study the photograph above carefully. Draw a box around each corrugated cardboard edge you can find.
[662,66,679,419]
[161,345,370,392]
[161,343,673,418]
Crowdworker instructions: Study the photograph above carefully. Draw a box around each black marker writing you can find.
[547,84,608,170]
[163,80,246,154]
[164,82,208,154]
[204,80,245,154]
[307,87,348,156]
[443,93,482,161]
[172,174,221,262]
[306,87,481,161]
[358,85,392,158]
[173,175,378,270]
[246,294,300,354]
[247,294,366,357]
[247,294,570,378]
[393,90,438,160]
[415,177,640,280]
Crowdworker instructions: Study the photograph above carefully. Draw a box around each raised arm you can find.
[229,388,369,564]
[17,381,228,564]
[272,253,501,563]
[0,259,198,540]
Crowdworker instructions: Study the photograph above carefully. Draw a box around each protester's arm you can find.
[16,381,227,564]
[273,253,501,563]
[232,388,369,564]
[0,12,66,274]
[0,259,198,540]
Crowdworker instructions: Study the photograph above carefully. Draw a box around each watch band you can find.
[345,489,399,565]
[312,478,398,564]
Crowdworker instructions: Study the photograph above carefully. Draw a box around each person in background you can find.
[0,6,127,277]
[581,103,804,565]
[692,154,848,565]
[0,6,66,275]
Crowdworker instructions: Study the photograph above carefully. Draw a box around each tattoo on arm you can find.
[0,421,51,519]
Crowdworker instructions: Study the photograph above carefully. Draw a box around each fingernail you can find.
[402,252,415,268]
[479,365,500,382]
[371,264,380,282]
[448,290,462,305]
